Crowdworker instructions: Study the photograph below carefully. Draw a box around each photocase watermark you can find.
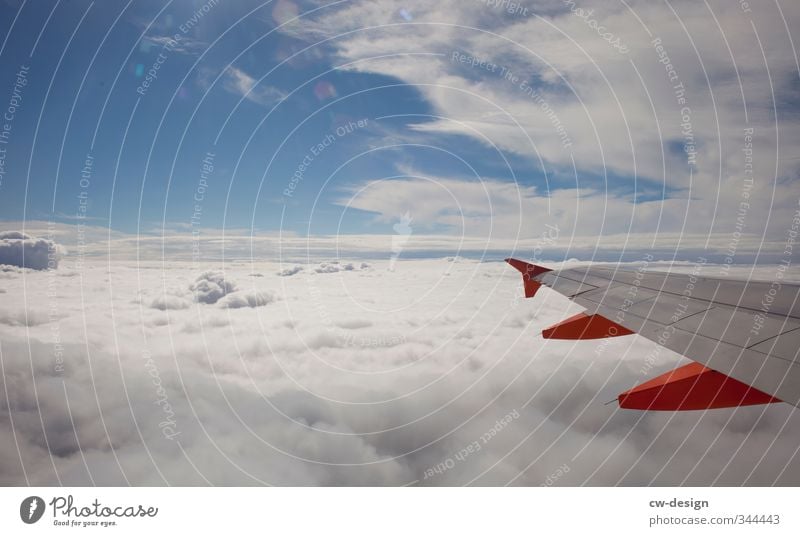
[75,154,93,268]
[750,199,799,338]
[507,224,559,308]
[639,256,707,376]
[20,496,45,524]
[178,0,219,34]
[721,127,755,274]
[47,495,158,527]
[478,0,529,16]
[422,409,519,481]
[283,118,369,197]
[0,64,29,189]
[541,463,571,486]
[304,268,407,349]
[652,37,697,167]
[739,0,753,14]
[20,494,159,527]
[350,334,407,348]
[46,152,92,375]
[561,1,629,54]
[612,253,654,328]
[141,350,180,440]
[530,224,559,263]
[46,221,64,375]
[190,150,215,266]
[479,1,628,54]
[389,211,413,271]
[451,51,573,150]
[135,0,219,96]
[604,253,708,376]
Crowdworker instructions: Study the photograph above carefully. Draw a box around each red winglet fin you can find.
[618,362,781,411]
[523,279,542,298]
[505,258,551,298]
[542,313,634,339]
[505,258,551,278]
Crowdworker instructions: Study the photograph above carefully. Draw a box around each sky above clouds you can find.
[0,0,797,262]
[1,0,800,486]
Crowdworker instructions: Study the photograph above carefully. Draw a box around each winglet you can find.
[505,258,552,278]
[505,258,552,298]
[617,362,781,410]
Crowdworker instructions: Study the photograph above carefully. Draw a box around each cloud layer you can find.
[1,257,799,485]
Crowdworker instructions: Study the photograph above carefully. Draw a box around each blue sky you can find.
[0,0,558,236]
[0,0,798,259]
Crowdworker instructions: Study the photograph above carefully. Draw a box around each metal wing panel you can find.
[579,267,671,291]
[537,272,598,297]
[625,293,712,325]
[549,267,617,289]
[573,296,668,335]
[572,267,800,319]
[710,280,800,319]
[578,284,659,310]
[671,305,800,347]
[750,329,800,363]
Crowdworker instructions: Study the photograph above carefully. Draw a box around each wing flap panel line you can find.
[538,272,599,297]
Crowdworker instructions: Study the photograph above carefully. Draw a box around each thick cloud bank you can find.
[190,271,237,304]
[0,231,64,270]
[1,258,799,485]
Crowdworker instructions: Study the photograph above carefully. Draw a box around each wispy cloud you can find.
[223,66,287,106]
[283,0,800,243]
[141,34,208,55]
[1,220,792,265]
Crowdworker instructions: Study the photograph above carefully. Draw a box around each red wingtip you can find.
[618,362,781,411]
[505,258,552,278]
[524,279,542,298]
[506,258,551,298]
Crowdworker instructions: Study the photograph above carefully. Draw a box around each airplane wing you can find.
[505,258,800,411]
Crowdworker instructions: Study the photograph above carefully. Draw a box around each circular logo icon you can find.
[20,496,45,524]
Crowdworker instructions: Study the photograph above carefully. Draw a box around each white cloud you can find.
[278,266,304,277]
[150,294,191,311]
[4,219,793,267]
[141,34,208,55]
[218,290,275,309]
[223,66,287,105]
[190,271,237,304]
[0,231,65,270]
[285,0,800,243]
[314,261,359,273]
[1,258,799,485]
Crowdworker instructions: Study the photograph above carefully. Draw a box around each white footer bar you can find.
[1,487,796,534]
